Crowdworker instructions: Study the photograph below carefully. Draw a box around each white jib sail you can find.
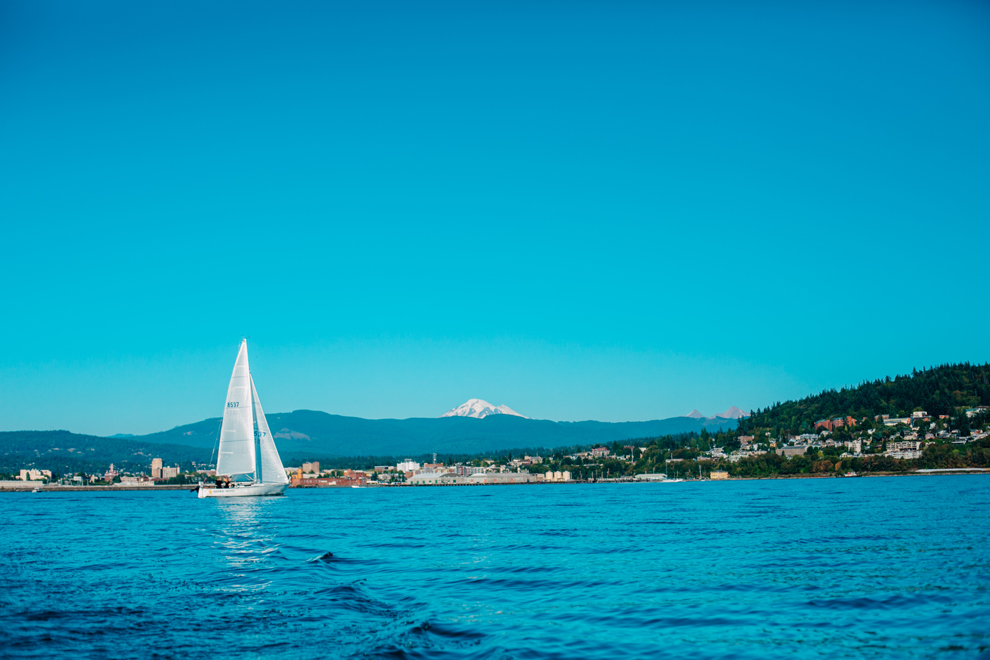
[216,340,257,479]
[251,375,288,484]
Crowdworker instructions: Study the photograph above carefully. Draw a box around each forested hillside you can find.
[737,363,990,438]
[0,430,210,475]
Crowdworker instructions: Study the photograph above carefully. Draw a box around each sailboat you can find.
[198,339,289,498]
[661,453,684,483]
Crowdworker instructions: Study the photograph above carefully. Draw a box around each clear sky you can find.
[2,0,989,436]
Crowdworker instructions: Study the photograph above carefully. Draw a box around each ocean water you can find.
[1,476,988,659]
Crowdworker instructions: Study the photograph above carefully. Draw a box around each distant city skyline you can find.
[2,1,988,436]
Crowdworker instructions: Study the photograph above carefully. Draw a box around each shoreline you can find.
[2,469,987,493]
[0,484,198,492]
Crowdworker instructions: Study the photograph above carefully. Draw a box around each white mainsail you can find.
[216,339,256,479]
[251,375,288,485]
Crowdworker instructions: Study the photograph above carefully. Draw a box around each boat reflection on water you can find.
[211,497,286,586]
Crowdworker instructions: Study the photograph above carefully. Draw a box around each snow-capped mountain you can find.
[716,406,749,419]
[441,399,527,419]
[684,407,750,420]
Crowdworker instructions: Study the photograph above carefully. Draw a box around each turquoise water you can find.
[1,476,988,658]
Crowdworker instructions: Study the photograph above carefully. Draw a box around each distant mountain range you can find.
[138,410,739,458]
[1,410,739,472]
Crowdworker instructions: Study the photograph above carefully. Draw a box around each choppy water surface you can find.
[1,476,988,658]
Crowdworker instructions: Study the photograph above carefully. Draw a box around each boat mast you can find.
[251,378,262,484]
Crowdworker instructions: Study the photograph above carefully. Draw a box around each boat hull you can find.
[198,482,287,498]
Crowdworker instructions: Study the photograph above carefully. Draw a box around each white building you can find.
[889,441,922,452]
[396,460,420,472]
[18,469,51,481]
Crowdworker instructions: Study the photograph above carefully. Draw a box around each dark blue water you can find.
[2,476,988,658]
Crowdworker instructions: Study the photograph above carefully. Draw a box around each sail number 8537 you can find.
[227,402,240,408]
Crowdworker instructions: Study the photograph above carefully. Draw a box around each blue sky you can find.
[2,0,988,435]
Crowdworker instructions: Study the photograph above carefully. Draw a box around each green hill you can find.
[737,362,990,437]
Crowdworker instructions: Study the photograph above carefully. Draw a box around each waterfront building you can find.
[405,473,477,486]
[408,472,447,485]
[292,476,366,487]
[396,460,420,472]
[302,462,320,474]
[118,475,153,486]
[710,471,729,480]
[0,480,41,489]
[465,472,539,485]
